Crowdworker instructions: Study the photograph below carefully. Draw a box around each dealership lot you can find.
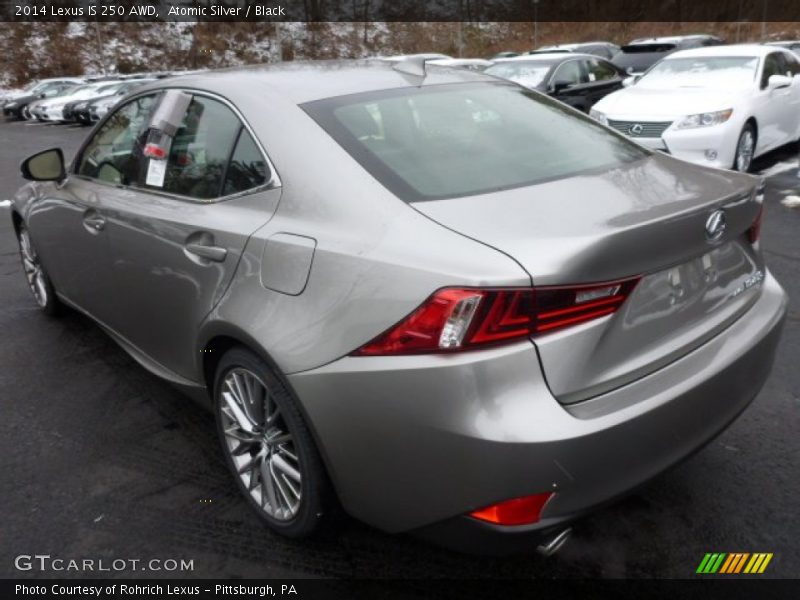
[1,118,799,579]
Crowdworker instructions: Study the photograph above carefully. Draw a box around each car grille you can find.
[608,119,673,138]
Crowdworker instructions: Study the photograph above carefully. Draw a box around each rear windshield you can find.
[620,44,677,53]
[302,83,647,202]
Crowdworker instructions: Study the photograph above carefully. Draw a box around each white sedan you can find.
[590,44,800,172]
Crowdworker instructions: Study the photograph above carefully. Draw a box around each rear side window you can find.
[157,96,242,199]
[303,83,647,202]
[587,59,620,81]
[223,130,270,195]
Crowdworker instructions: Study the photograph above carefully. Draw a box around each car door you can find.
[777,50,800,141]
[97,91,281,380]
[548,59,591,111]
[27,93,160,325]
[755,52,796,151]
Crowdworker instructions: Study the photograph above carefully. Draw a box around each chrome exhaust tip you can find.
[537,527,572,557]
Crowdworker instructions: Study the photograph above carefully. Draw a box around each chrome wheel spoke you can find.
[222,389,255,434]
[272,453,301,483]
[260,457,278,510]
[278,444,298,463]
[270,459,294,513]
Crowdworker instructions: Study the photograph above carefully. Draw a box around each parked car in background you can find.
[531,42,620,60]
[37,81,122,122]
[486,53,627,112]
[612,34,725,75]
[3,82,78,120]
[77,79,155,124]
[591,44,800,172]
[765,40,800,57]
[490,51,520,59]
[2,76,84,105]
[10,61,785,552]
[380,53,451,63]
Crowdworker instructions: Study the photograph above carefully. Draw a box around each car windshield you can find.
[637,56,758,89]
[304,82,647,201]
[54,86,79,97]
[485,62,552,88]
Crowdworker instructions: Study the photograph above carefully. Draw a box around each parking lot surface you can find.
[1,119,798,579]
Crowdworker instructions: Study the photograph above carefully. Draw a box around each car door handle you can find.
[83,215,106,232]
[184,242,227,262]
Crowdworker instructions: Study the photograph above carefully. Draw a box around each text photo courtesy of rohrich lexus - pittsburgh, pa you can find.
[0,0,799,597]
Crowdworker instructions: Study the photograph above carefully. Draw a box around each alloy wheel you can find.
[18,228,48,308]
[735,129,755,172]
[219,367,302,521]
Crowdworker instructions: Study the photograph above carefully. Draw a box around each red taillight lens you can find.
[748,203,764,244]
[470,493,553,526]
[352,277,639,356]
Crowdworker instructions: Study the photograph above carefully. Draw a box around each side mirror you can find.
[622,76,638,87]
[21,148,66,182]
[551,79,573,93]
[768,74,792,90]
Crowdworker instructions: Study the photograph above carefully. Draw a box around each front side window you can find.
[761,53,783,88]
[77,93,158,185]
[303,82,647,202]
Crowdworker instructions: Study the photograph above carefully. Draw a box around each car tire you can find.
[21,105,31,120]
[16,222,61,316]
[733,122,756,173]
[213,347,329,538]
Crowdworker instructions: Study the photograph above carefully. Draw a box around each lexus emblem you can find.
[629,123,644,135]
[705,209,727,241]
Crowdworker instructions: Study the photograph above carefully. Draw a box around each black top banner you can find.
[2,0,800,23]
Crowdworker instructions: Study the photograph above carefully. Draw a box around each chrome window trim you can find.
[71,87,281,205]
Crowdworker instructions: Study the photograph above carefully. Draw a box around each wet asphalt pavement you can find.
[0,118,798,581]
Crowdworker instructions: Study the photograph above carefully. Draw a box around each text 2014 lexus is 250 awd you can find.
[8,60,787,554]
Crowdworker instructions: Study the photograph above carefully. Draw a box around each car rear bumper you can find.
[288,271,786,549]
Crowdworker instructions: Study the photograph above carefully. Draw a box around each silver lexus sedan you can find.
[8,60,787,554]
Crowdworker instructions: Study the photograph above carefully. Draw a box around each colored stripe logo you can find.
[696,552,773,574]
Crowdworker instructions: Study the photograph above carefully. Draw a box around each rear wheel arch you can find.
[199,328,343,501]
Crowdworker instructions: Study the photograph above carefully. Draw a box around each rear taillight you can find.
[353,277,639,356]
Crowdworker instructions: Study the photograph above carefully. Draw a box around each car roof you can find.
[628,34,719,45]
[493,52,597,63]
[538,42,615,50]
[139,59,498,104]
[664,44,781,59]
[427,58,493,67]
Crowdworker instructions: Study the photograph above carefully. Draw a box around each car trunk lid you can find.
[412,153,764,404]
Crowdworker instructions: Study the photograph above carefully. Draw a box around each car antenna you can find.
[392,56,428,84]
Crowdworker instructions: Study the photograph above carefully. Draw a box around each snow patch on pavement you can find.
[780,195,800,208]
